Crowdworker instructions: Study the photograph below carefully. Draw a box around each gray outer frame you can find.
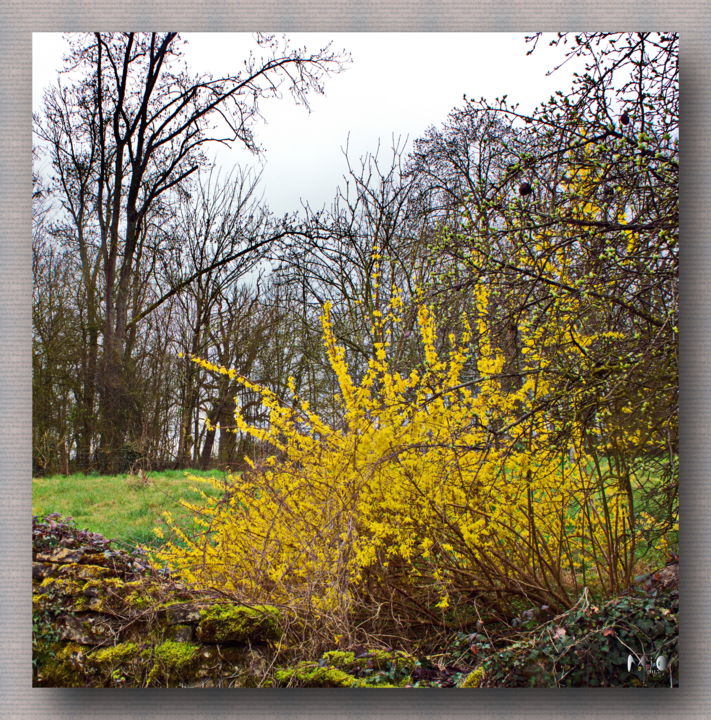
[2,6,706,719]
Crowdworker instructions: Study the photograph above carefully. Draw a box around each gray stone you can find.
[164,602,203,624]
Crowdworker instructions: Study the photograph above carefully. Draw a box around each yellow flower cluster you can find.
[154,279,666,624]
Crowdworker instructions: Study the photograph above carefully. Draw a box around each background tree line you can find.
[33,27,677,529]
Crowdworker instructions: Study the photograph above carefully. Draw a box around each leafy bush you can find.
[458,588,678,687]
[156,284,676,645]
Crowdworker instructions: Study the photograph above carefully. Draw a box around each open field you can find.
[32,469,229,549]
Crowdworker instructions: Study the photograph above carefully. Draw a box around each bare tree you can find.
[34,32,345,471]
[162,167,270,466]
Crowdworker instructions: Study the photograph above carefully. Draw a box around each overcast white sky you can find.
[32,32,577,216]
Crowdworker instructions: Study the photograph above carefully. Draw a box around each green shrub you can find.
[474,590,678,687]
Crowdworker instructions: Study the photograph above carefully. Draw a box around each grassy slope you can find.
[32,469,230,550]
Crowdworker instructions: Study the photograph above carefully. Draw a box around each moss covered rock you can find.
[146,640,201,686]
[35,642,90,687]
[274,649,416,688]
[459,666,485,688]
[322,648,416,674]
[196,604,281,643]
[86,642,143,686]
[90,641,140,666]
[274,661,359,688]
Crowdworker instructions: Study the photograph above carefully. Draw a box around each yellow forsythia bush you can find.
[155,285,649,637]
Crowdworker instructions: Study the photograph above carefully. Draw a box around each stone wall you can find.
[32,515,282,687]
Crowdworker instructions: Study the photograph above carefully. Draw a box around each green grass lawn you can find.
[32,469,232,550]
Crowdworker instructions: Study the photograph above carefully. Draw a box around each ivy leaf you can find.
[553,626,567,640]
